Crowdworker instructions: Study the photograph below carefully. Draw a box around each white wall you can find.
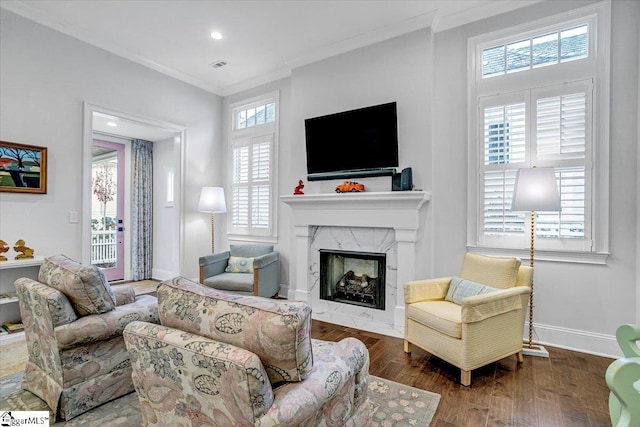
[286,29,434,288]
[434,0,639,356]
[2,1,638,356]
[152,136,179,280]
[0,10,222,280]
[442,1,637,356]
[221,1,638,356]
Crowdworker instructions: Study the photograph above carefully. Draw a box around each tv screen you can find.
[305,102,398,179]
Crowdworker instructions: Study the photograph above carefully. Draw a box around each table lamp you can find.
[198,186,227,253]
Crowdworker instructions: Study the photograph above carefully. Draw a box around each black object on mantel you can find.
[307,167,396,182]
[392,167,412,191]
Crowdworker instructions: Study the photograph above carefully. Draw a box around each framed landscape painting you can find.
[0,141,47,194]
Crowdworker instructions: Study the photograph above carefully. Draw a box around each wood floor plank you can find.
[513,357,538,426]
[310,320,613,427]
[486,395,514,427]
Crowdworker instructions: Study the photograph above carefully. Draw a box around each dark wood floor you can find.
[310,320,614,427]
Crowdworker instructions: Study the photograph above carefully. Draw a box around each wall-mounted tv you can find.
[305,102,398,181]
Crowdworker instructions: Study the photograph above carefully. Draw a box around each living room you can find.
[0,0,638,425]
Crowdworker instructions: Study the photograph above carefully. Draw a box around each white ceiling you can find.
[1,0,541,97]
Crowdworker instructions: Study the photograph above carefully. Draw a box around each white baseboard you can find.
[151,268,175,281]
[526,322,621,359]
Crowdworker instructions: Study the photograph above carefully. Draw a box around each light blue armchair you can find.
[606,324,640,427]
[199,244,280,298]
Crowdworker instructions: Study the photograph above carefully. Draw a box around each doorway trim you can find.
[82,102,187,279]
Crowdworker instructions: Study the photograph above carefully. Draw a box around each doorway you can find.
[82,103,186,282]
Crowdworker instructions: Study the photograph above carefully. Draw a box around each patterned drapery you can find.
[131,139,153,280]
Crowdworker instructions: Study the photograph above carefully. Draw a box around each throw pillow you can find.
[38,254,117,316]
[225,256,254,273]
[445,276,499,305]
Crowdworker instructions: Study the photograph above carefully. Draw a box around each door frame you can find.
[82,103,186,280]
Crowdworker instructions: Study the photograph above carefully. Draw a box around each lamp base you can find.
[522,343,549,358]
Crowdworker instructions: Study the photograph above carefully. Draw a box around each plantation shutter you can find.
[230,134,273,235]
[532,80,592,248]
[251,138,271,231]
[478,79,592,251]
[479,93,528,246]
[232,142,249,230]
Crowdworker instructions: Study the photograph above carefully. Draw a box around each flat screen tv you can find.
[305,102,398,181]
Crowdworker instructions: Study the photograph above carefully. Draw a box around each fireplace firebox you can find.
[319,249,385,310]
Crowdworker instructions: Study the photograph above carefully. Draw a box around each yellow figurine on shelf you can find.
[13,239,34,259]
[0,240,8,261]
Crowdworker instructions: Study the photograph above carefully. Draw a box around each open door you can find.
[91,140,125,281]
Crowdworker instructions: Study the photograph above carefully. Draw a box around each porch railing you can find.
[91,230,117,265]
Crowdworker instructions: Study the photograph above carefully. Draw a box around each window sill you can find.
[466,246,609,265]
[228,234,278,245]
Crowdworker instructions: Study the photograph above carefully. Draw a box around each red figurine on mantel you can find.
[294,180,304,195]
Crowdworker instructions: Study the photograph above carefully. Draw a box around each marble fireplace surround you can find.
[281,191,430,337]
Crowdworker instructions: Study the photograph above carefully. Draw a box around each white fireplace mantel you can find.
[281,191,430,336]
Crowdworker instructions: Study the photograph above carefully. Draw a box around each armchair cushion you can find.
[55,294,159,348]
[38,254,116,316]
[203,272,254,293]
[445,276,499,304]
[224,256,254,273]
[407,301,462,338]
[230,243,273,258]
[158,276,313,385]
[459,252,521,289]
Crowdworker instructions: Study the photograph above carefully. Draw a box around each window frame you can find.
[466,2,610,264]
[228,91,279,242]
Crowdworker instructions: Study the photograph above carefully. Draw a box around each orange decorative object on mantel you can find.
[294,179,305,195]
[13,239,34,259]
[0,240,8,261]
[335,180,365,193]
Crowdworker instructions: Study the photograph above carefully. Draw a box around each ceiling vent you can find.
[209,60,228,69]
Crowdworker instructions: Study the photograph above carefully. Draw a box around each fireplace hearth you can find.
[319,249,385,310]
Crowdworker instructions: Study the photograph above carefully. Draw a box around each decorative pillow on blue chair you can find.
[225,256,254,273]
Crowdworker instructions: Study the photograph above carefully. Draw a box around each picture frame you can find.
[0,141,47,194]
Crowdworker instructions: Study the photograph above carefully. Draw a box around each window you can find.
[482,24,589,78]
[468,3,610,260]
[235,102,276,130]
[229,93,278,238]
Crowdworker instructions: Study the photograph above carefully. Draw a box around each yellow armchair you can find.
[404,253,532,386]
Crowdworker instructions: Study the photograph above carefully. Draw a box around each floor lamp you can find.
[198,187,227,254]
[511,167,561,358]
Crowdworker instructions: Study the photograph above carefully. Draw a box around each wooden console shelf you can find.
[0,256,44,345]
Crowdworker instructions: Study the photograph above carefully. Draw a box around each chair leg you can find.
[517,351,524,363]
[403,340,412,354]
[461,370,471,386]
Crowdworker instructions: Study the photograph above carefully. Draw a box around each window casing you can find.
[467,3,610,260]
[229,93,278,238]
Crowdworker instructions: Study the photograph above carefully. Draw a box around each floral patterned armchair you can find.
[15,255,159,420]
[123,276,372,426]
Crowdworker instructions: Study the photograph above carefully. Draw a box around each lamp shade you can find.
[511,167,561,212]
[198,187,227,213]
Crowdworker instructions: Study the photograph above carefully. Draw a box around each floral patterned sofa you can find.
[15,254,160,420]
[123,276,372,426]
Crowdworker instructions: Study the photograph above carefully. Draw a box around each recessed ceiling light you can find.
[106,121,118,127]
[210,31,223,40]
